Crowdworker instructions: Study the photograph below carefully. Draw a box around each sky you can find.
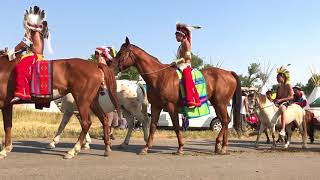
[1,0,320,88]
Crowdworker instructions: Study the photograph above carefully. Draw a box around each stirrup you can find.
[10,97,21,104]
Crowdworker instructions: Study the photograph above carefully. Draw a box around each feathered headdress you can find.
[277,65,291,84]
[95,46,115,61]
[23,6,49,39]
[176,23,201,48]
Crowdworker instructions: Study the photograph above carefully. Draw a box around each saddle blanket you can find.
[31,60,53,99]
[176,69,210,119]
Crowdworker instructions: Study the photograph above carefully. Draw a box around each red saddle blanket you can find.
[31,60,53,99]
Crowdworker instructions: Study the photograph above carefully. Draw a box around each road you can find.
[0,137,320,180]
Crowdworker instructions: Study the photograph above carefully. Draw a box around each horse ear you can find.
[125,37,130,46]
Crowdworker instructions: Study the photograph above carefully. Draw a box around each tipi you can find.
[306,67,320,109]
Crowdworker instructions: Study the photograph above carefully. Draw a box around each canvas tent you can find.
[307,87,320,108]
[305,68,320,119]
[309,96,320,107]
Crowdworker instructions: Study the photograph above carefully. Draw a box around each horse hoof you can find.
[5,145,13,152]
[81,144,90,150]
[139,149,148,155]
[119,143,127,149]
[215,144,222,154]
[284,145,289,149]
[0,154,6,160]
[173,151,184,155]
[104,151,110,157]
[302,145,308,149]
[47,142,56,149]
[271,146,276,150]
[63,153,74,159]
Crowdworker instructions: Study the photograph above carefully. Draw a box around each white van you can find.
[147,103,233,131]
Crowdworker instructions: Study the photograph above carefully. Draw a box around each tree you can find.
[118,67,140,80]
[89,54,97,62]
[239,63,261,87]
[191,53,203,68]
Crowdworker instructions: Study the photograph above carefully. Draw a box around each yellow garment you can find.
[21,52,44,61]
[271,92,277,100]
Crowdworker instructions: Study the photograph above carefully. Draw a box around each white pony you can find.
[254,93,307,149]
[47,80,150,149]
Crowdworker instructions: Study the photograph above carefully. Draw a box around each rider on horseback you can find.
[172,23,201,108]
[94,46,116,90]
[95,46,116,66]
[9,6,49,103]
[274,65,294,137]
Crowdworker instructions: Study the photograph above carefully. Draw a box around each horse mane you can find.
[130,44,164,65]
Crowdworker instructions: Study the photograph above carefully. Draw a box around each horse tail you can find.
[137,82,149,117]
[231,71,242,133]
[98,64,121,116]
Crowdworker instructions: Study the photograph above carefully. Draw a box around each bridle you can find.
[251,93,277,112]
[117,45,173,75]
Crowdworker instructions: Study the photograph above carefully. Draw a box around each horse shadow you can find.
[10,138,320,157]
[12,140,68,157]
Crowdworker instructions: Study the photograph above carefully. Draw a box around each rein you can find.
[118,47,173,75]
[138,65,172,75]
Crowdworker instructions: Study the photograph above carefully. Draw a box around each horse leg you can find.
[264,129,270,144]
[130,107,150,143]
[213,104,229,154]
[167,102,184,155]
[255,123,266,148]
[309,124,315,144]
[284,124,292,149]
[300,117,308,149]
[121,110,134,147]
[76,114,92,150]
[0,106,13,159]
[47,110,73,149]
[81,115,93,151]
[90,99,112,156]
[270,125,276,149]
[141,113,150,143]
[141,100,151,143]
[139,105,161,155]
[64,102,92,159]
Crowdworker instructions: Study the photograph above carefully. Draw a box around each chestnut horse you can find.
[115,38,241,154]
[0,50,120,159]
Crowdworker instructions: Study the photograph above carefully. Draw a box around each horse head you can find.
[115,37,135,72]
[253,92,275,111]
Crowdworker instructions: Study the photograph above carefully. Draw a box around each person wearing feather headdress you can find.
[94,46,116,90]
[274,65,294,137]
[9,6,50,103]
[172,23,201,108]
[95,46,116,66]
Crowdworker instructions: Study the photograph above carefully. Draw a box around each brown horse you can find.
[0,50,120,159]
[114,37,241,154]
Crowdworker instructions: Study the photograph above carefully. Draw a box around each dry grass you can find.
[1,108,318,140]
[0,108,221,139]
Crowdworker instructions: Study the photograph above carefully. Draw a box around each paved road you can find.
[0,137,320,180]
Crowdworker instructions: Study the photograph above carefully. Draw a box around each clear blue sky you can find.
[1,0,320,87]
